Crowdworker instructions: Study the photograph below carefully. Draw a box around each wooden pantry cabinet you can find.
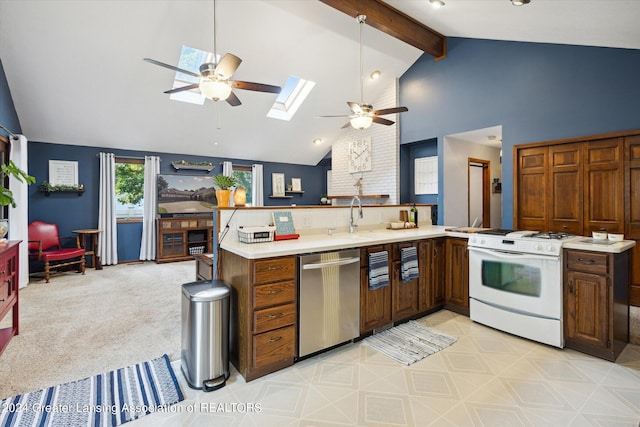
[220,251,296,381]
[563,249,629,361]
[514,129,640,306]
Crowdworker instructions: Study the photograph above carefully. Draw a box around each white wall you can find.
[443,137,502,228]
[330,81,399,204]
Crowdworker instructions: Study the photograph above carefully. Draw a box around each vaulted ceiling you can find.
[1,0,639,166]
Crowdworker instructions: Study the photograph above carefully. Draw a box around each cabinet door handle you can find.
[568,281,573,294]
[268,313,283,319]
[268,266,282,271]
[562,225,568,229]
[268,336,283,343]
[268,289,282,295]
[577,258,595,264]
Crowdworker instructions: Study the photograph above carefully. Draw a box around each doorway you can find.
[468,158,490,227]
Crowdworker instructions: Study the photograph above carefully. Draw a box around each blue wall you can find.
[0,59,21,138]
[400,38,640,228]
[27,141,326,260]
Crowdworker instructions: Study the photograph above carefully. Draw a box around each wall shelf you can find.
[269,195,293,199]
[170,161,213,172]
[285,190,304,195]
[40,187,85,197]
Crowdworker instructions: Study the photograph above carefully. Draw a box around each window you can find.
[267,75,315,121]
[169,45,213,105]
[232,165,252,206]
[115,158,144,218]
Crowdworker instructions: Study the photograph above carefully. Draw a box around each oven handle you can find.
[468,246,557,262]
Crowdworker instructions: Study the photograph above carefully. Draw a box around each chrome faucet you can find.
[349,195,363,233]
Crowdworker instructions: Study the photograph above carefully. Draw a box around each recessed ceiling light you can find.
[511,0,531,5]
[313,138,322,145]
[370,70,381,80]
[429,0,445,8]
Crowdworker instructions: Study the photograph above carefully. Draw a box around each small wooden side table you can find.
[194,253,214,281]
[72,229,102,270]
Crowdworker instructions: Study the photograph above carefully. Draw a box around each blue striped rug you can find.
[0,354,184,427]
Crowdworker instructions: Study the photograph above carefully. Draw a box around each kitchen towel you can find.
[369,251,389,290]
[401,246,419,282]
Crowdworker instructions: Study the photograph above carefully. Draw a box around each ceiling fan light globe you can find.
[200,79,232,101]
[350,115,373,130]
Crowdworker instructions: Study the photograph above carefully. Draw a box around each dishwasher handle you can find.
[302,256,360,270]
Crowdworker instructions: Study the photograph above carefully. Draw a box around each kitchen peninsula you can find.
[216,205,635,381]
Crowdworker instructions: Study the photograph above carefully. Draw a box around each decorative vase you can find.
[233,186,246,207]
[0,219,8,241]
[216,189,231,207]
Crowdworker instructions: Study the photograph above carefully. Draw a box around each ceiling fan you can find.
[319,15,408,130]
[143,0,281,107]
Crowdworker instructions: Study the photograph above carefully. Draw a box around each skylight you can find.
[267,75,315,121]
[169,45,213,105]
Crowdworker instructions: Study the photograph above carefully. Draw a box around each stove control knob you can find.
[535,244,543,251]
[480,239,486,245]
[470,237,476,244]
[547,245,556,253]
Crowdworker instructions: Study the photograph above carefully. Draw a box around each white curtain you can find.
[139,155,160,260]
[252,164,264,207]
[8,135,29,288]
[98,152,118,265]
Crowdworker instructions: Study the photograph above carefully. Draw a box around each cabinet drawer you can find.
[566,250,608,274]
[254,257,295,284]
[253,325,295,369]
[253,303,296,334]
[254,280,296,309]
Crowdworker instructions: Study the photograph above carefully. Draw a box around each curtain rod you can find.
[94,154,162,161]
[0,124,18,139]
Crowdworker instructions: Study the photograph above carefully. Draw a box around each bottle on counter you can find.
[410,203,418,227]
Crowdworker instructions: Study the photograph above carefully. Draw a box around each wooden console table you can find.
[0,241,20,357]
[73,229,102,270]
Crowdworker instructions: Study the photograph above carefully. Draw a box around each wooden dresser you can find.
[0,241,20,356]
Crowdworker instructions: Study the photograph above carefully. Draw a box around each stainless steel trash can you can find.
[181,279,230,392]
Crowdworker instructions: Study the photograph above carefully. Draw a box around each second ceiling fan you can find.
[320,15,408,130]
[144,0,281,106]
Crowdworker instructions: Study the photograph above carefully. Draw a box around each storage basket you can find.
[189,246,205,255]
[237,226,276,244]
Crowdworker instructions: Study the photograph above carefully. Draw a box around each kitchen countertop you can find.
[221,225,471,259]
[562,237,636,254]
[220,225,637,259]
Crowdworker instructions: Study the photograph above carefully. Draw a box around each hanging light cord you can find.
[357,15,366,105]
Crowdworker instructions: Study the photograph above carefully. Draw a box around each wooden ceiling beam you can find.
[319,0,446,60]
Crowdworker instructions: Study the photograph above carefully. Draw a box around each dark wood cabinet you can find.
[360,244,392,333]
[549,143,583,234]
[156,216,213,263]
[564,249,629,361]
[583,138,624,234]
[418,238,445,312]
[515,130,639,306]
[0,241,20,357]
[516,146,548,232]
[624,135,640,305]
[445,238,469,315]
[221,251,296,381]
[391,242,420,322]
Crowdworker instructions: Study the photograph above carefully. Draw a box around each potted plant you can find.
[213,174,236,207]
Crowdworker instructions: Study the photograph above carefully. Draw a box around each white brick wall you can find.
[330,81,399,204]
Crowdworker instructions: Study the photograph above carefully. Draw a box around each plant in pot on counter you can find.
[214,174,236,207]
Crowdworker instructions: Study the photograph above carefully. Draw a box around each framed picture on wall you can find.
[49,160,78,186]
[272,173,285,196]
[291,178,302,192]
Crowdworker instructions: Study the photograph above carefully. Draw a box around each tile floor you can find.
[133,311,640,427]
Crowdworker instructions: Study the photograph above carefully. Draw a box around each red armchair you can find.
[28,221,86,283]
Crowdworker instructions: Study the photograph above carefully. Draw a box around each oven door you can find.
[468,246,561,319]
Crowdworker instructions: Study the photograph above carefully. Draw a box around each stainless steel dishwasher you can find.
[298,249,360,358]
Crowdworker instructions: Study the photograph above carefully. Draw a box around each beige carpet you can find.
[0,260,193,400]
